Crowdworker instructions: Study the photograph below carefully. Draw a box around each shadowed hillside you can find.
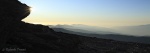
[0,0,150,53]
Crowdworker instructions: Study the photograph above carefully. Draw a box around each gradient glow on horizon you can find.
[19,0,150,27]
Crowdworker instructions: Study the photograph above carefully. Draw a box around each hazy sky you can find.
[19,0,150,27]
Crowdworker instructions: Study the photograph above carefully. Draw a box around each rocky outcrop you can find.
[0,0,30,50]
[0,0,150,53]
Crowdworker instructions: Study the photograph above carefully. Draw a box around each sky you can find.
[19,0,150,27]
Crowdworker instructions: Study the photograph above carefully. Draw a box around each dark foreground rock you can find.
[0,0,150,53]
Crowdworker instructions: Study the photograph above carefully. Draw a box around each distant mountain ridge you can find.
[52,27,150,44]
[49,24,117,34]
[50,24,150,44]
[49,24,150,36]
[112,24,150,36]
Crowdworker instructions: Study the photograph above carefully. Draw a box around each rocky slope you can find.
[0,0,150,53]
[3,22,150,53]
[3,24,150,53]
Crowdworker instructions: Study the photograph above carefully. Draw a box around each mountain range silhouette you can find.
[0,0,150,53]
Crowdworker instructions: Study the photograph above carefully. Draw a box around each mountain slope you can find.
[5,24,150,53]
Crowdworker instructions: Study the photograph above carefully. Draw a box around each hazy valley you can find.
[49,24,150,44]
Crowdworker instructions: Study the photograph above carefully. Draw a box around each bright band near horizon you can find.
[19,0,150,27]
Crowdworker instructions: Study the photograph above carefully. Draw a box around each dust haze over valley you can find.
[49,24,150,36]
[49,24,150,44]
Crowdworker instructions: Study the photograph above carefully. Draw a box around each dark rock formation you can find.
[0,0,30,50]
[0,0,150,53]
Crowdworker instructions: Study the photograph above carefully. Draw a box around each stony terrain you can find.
[0,0,150,53]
